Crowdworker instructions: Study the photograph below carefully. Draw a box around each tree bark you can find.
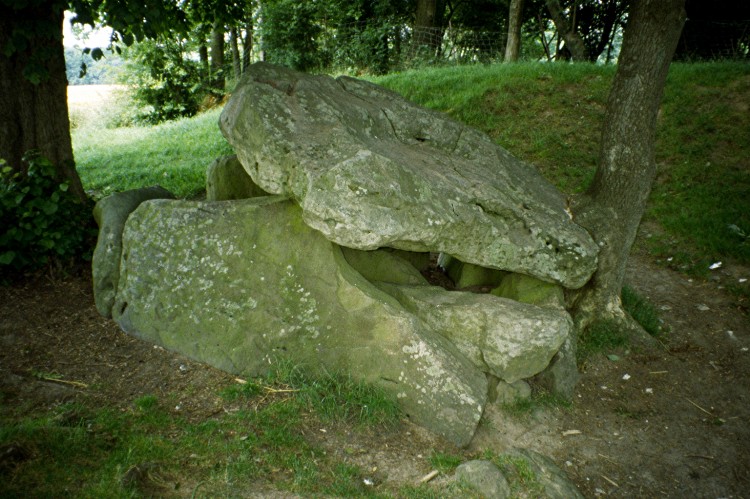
[504,0,525,62]
[210,19,225,93]
[229,26,242,80]
[0,1,85,200]
[545,0,588,61]
[412,0,440,56]
[199,44,209,80]
[242,21,253,73]
[569,0,687,334]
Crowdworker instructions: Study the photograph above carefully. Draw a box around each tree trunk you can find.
[0,1,85,200]
[199,44,209,80]
[229,26,242,80]
[242,22,253,73]
[412,0,439,56]
[210,20,225,93]
[569,0,686,335]
[504,0,525,62]
[545,0,588,61]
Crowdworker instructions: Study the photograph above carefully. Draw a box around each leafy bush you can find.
[260,0,328,71]
[121,39,207,124]
[0,152,96,280]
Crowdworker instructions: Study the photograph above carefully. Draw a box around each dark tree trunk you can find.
[0,1,85,200]
[242,22,253,73]
[199,44,209,79]
[504,0,525,62]
[569,0,687,334]
[210,20,225,93]
[230,26,242,80]
[412,0,440,56]
[591,0,621,59]
[546,0,588,61]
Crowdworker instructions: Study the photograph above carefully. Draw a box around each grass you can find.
[0,361,400,498]
[374,62,750,269]
[73,106,233,199]
[500,390,573,419]
[577,319,630,368]
[621,285,663,337]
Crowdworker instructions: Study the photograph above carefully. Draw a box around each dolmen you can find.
[93,63,598,447]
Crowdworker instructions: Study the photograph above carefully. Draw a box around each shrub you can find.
[0,152,96,281]
[121,39,208,125]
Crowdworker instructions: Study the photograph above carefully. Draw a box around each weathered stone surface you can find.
[533,335,579,401]
[220,62,598,288]
[506,448,584,499]
[489,378,532,405]
[455,460,511,499]
[92,186,174,317]
[206,154,269,201]
[112,197,486,446]
[440,254,506,289]
[341,247,428,286]
[375,283,571,382]
[491,272,565,309]
[383,248,431,272]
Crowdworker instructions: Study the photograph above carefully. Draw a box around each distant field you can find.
[67,84,124,105]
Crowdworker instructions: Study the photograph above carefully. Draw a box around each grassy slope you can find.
[74,62,750,267]
[375,62,750,268]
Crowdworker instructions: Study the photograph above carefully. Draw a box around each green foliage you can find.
[621,285,663,337]
[260,0,327,71]
[500,391,572,418]
[428,451,464,473]
[482,450,546,496]
[64,46,124,85]
[648,62,750,268]
[120,39,208,124]
[577,320,629,367]
[226,359,401,428]
[0,152,95,280]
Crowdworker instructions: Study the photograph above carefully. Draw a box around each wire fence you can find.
[675,19,750,61]
[319,19,750,72]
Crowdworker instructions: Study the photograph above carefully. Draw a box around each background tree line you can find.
[68,0,749,125]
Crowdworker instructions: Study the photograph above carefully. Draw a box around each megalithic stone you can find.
[220,62,598,289]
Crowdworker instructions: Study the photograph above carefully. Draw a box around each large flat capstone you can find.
[110,197,487,446]
[220,63,598,289]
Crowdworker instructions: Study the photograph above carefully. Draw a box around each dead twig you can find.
[685,397,714,416]
[598,453,620,466]
[419,470,439,484]
[39,376,88,388]
[601,474,619,487]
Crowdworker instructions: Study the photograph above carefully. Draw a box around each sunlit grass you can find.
[73,107,232,199]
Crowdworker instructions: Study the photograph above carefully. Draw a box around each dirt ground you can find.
[1,250,748,498]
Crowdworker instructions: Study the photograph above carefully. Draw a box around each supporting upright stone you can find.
[111,197,486,446]
[92,186,174,317]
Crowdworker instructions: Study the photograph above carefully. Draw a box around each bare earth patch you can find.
[1,252,748,497]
